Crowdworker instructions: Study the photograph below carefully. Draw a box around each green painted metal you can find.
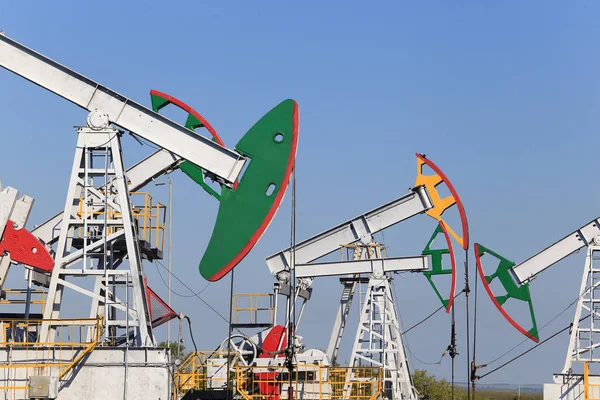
[199,99,298,281]
[150,94,170,113]
[475,243,539,341]
[422,223,454,310]
[180,162,221,201]
[149,90,298,281]
[178,111,222,201]
[185,113,205,130]
[150,92,222,201]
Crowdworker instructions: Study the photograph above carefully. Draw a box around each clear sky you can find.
[1,0,600,387]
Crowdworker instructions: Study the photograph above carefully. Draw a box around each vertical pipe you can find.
[295,299,307,329]
[24,270,32,320]
[226,270,235,400]
[287,164,297,400]
[470,248,477,400]
[168,176,172,345]
[465,255,471,400]
[104,146,109,339]
[123,341,129,400]
[125,276,129,346]
[177,317,183,361]
[273,285,279,326]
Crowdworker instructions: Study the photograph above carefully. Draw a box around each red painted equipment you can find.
[0,220,53,272]
[256,325,288,400]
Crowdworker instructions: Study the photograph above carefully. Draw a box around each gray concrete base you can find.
[543,374,600,400]
[0,347,172,400]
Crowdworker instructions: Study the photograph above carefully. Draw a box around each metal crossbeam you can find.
[294,256,428,278]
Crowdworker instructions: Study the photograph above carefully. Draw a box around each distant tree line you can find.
[412,370,542,400]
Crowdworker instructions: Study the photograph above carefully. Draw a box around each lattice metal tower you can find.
[40,116,154,346]
[563,239,600,376]
[344,243,416,400]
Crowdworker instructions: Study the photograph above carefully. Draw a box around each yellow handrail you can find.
[58,316,104,379]
[232,293,274,325]
[585,362,600,400]
[76,191,166,253]
[173,354,383,400]
[0,289,46,309]
[0,316,105,395]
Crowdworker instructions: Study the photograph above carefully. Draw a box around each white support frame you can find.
[31,149,181,247]
[25,150,180,289]
[345,276,416,400]
[560,240,600,378]
[39,126,153,346]
[266,184,434,400]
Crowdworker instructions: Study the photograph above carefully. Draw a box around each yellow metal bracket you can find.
[414,153,469,250]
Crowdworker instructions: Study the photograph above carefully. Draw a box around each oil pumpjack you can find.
[0,32,297,399]
[476,215,600,399]
[0,32,472,400]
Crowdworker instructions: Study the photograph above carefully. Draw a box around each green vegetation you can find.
[412,370,542,400]
[475,390,542,400]
[158,341,187,360]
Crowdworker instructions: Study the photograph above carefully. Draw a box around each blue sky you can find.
[1,0,600,386]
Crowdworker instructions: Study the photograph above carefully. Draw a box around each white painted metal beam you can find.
[0,34,244,184]
[266,186,433,276]
[512,218,600,283]
[295,256,428,278]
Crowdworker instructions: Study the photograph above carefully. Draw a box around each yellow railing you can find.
[235,366,382,400]
[0,317,104,394]
[75,195,120,237]
[173,351,230,399]
[0,289,45,309]
[232,293,274,326]
[131,192,166,252]
[584,362,600,400]
[76,191,166,252]
[339,243,387,261]
[173,353,382,400]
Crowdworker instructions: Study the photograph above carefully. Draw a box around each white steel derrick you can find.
[39,127,153,346]
[31,149,181,247]
[345,276,415,400]
[267,186,434,400]
[561,242,600,377]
